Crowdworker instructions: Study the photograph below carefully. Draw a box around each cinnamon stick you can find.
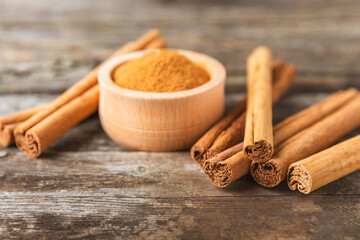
[144,36,167,49]
[14,29,166,157]
[205,61,295,160]
[190,90,247,165]
[204,143,250,187]
[288,135,360,194]
[191,60,295,167]
[207,61,295,160]
[244,46,274,163]
[251,94,360,187]
[204,88,358,187]
[0,105,45,147]
[273,88,358,146]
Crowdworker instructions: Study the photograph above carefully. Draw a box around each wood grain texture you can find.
[0,0,360,239]
[0,150,359,239]
[0,194,359,239]
[1,93,359,239]
[1,0,360,94]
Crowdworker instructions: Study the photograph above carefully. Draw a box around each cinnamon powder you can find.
[113,49,210,92]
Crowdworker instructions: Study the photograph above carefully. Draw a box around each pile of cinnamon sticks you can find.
[1,30,358,194]
[0,29,166,156]
[193,46,360,194]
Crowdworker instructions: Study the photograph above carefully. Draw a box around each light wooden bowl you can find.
[97,49,226,151]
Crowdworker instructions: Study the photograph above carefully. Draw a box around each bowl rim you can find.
[97,48,226,100]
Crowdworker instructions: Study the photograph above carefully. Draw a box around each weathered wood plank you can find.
[0,94,53,113]
[0,93,359,198]
[0,0,360,94]
[0,149,358,196]
[1,65,360,94]
[0,61,97,94]
[0,194,358,239]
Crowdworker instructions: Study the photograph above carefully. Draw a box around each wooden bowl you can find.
[97,49,226,151]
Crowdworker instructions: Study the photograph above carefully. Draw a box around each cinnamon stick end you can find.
[14,129,41,158]
[244,140,274,163]
[287,163,312,194]
[206,148,220,160]
[190,146,206,167]
[250,160,281,187]
[204,160,232,188]
[0,128,14,147]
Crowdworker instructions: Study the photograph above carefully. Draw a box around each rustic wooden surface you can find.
[0,0,359,239]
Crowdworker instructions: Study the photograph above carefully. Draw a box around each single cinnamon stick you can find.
[243,47,274,163]
[191,60,295,167]
[0,124,15,147]
[204,111,246,159]
[204,142,250,187]
[204,88,358,187]
[190,91,247,166]
[288,135,360,194]
[273,88,358,146]
[14,29,165,157]
[0,105,46,147]
[206,61,295,159]
[251,94,360,187]
[144,36,167,49]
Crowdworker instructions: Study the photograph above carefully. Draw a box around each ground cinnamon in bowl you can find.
[112,49,210,92]
[98,48,226,151]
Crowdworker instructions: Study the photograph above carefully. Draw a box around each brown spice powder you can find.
[113,49,210,92]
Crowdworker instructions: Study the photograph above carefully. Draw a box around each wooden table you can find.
[0,0,359,239]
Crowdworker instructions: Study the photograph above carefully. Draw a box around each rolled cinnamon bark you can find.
[251,94,360,187]
[190,92,247,166]
[273,88,358,146]
[0,105,45,147]
[243,47,273,163]
[288,135,360,194]
[16,86,99,157]
[204,88,359,187]
[191,60,295,166]
[144,36,167,49]
[206,62,295,159]
[204,143,250,187]
[0,124,15,147]
[14,29,166,157]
